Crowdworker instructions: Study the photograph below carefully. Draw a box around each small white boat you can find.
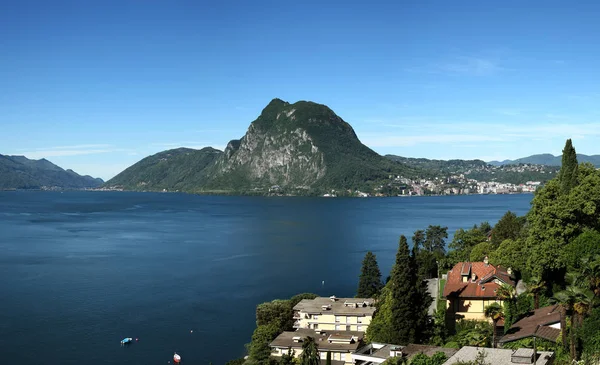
[173,353,181,363]
[121,337,133,345]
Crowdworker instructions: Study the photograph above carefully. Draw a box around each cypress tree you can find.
[411,244,434,343]
[559,139,579,194]
[388,235,417,344]
[357,251,384,298]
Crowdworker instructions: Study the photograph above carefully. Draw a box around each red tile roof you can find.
[443,261,515,299]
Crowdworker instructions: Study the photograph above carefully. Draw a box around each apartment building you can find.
[293,296,376,332]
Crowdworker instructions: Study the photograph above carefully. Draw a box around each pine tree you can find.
[388,235,417,344]
[559,139,579,194]
[411,244,434,343]
[357,251,383,298]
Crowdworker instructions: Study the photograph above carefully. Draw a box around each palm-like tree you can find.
[495,283,516,302]
[484,303,504,348]
[551,286,579,358]
[527,276,546,309]
[579,255,600,297]
[300,336,320,365]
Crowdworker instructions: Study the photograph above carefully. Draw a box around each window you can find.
[346,325,351,331]
[357,317,363,324]
[313,324,319,329]
[313,315,319,320]
[357,325,363,331]
[335,324,341,330]
[335,316,341,323]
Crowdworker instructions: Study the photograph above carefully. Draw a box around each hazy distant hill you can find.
[385,155,488,174]
[106,98,421,194]
[0,154,103,189]
[488,153,600,167]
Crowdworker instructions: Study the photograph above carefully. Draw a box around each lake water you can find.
[0,192,532,364]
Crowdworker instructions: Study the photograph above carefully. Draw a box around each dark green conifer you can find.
[559,138,579,194]
[388,235,417,344]
[357,251,383,298]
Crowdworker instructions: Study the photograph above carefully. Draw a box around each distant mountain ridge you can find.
[0,154,103,189]
[488,153,600,167]
[106,98,421,194]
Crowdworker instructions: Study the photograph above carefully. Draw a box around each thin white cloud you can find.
[439,57,502,76]
[15,145,123,159]
[405,56,504,76]
[361,134,505,148]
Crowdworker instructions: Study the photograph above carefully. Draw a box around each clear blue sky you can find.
[2,1,600,180]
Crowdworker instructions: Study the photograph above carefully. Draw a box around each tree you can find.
[491,211,522,246]
[447,225,488,265]
[424,225,448,256]
[247,324,281,364]
[495,284,517,333]
[410,352,447,365]
[559,139,578,194]
[578,255,600,297]
[562,231,600,271]
[581,307,600,358]
[413,230,426,250]
[411,242,434,343]
[299,336,320,365]
[368,235,418,344]
[278,348,296,365]
[357,251,383,298]
[468,242,494,262]
[527,276,546,310]
[488,239,527,277]
[257,300,294,329]
[325,351,331,365]
[484,303,504,348]
[551,287,578,356]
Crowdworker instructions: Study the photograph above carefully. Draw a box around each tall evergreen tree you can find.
[559,139,579,194]
[411,244,434,343]
[388,235,417,344]
[357,251,384,298]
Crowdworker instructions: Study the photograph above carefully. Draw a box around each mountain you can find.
[488,153,600,167]
[0,154,104,189]
[385,155,488,175]
[105,147,223,191]
[106,99,420,194]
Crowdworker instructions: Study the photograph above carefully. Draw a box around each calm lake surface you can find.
[0,192,532,364]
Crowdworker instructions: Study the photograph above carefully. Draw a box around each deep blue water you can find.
[0,192,532,364]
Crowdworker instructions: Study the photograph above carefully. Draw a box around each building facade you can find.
[443,259,515,323]
[293,296,375,332]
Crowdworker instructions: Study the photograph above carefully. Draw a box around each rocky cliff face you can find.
[213,120,327,188]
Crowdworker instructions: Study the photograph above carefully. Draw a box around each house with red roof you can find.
[443,257,516,325]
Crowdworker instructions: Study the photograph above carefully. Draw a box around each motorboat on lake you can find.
[121,337,133,345]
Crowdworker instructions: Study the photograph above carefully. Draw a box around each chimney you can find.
[484,256,489,266]
[511,348,535,364]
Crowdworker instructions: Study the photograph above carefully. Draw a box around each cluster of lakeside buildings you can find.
[266,258,560,364]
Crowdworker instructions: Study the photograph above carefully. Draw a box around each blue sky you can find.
[2,1,600,180]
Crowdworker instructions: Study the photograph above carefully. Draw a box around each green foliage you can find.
[357,251,384,298]
[381,357,406,365]
[369,235,431,345]
[527,162,600,276]
[447,224,488,266]
[469,242,494,262]
[559,139,579,194]
[299,336,320,365]
[581,308,600,356]
[424,225,448,256]
[247,323,280,364]
[445,320,493,348]
[561,231,600,271]
[224,358,245,365]
[491,211,523,246]
[279,348,296,365]
[105,147,222,191]
[488,239,527,276]
[449,349,491,365]
[257,300,294,329]
[410,352,447,365]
